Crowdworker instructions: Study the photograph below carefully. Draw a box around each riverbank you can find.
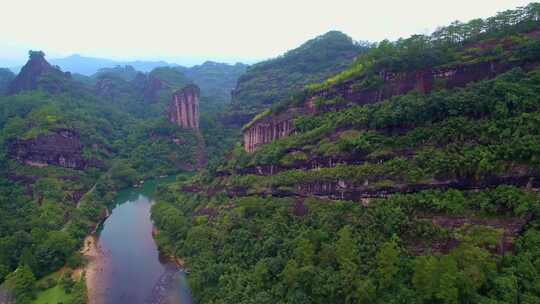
[152,227,188,270]
[78,175,191,303]
[81,235,110,304]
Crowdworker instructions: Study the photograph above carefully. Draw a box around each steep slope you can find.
[177,61,248,104]
[224,31,368,126]
[0,52,205,295]
[0,68,15,94]
[90,65,193,119]
[7,51,76,95]
[87,63,243,166]
[152,4,540,304]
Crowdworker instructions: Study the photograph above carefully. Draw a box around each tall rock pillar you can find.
[167,84,200,131]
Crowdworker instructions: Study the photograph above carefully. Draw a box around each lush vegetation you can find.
[228,31,368,118]
[152,184,540,304]
[0,68,15,94]
[2,3,540,304]
[151,6,540,304]
[177,61,248,104]
[232,67,540,170]
[0,52,216,303]
[89,60,246,165]
[307,3,540,92]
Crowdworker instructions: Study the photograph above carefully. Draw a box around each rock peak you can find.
[167,84,200,131]
[7,50,67,95]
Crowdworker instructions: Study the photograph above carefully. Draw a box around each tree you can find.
[5,265,36,304]
[412,255,439,300]
[376,238,400,289]
[436,256,459,304]
[335,226,358,270]
[282,259,300,289]
[295,238,315,266]
[28,50,45,59]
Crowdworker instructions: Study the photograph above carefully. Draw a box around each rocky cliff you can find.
[8,51,72,95]
[167,84,200,131]
[243,110,300,152]
[225,31,366,127]
[309,60,518,112]
[7,129,93,170]
[244,57,539,152]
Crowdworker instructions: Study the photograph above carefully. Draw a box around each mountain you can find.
[93,65,139,82]
[224,31,369,125]
[0,68,15,94]
[0,51,207,297]
[45,54,250,78]
[177,61,248,104]
[151,4,540,303]
[47,54,175,75]
[7,50,76,95]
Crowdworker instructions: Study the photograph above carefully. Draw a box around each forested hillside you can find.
[0,52,205,303]
[152,4,540,304]
[224,31,368,125]
[177,61,248,104]
[0,68,15,94]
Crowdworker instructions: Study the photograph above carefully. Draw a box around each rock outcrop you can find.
[8,129,90,170]
[8,50,71,95]
[243,110,300,153]
[310,60,516,113]
[244,58,539,152]
[167,84,200,131]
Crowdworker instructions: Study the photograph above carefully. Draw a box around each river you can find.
[87,177,192,304]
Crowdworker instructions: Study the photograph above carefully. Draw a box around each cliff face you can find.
[8,51,71,95]
[243,110,299,152]
[243,58,537,152]
[167,84,200,131]
[312,60,510,112]
[8,129,89,170]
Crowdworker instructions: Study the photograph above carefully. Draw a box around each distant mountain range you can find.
[6,54,251,76]
[49,54,176,75]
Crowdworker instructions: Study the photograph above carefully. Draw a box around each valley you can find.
[0,2,540,304]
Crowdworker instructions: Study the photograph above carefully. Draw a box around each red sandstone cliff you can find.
[7,129,103,170]
[167,84,200,131]
[243,110,300,153]
[243,53,539,153]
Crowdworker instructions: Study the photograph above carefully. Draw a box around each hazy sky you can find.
[0,0,534,65]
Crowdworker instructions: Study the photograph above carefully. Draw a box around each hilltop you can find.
[224,31,369,126]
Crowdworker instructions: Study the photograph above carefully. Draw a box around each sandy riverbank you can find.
[81,235,110,304]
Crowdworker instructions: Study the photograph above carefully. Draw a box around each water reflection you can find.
[95,178,191,304]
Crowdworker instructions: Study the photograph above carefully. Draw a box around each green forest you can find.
[0,50,245,303]
[151,3,540,304]
[1,2,540,304]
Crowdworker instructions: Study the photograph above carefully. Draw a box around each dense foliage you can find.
[153,6,540,304]
[0,52,218,302]
[307,3,540,92]
[177,61,248,104]
[152,185,539,304]
[228,31,368,118]
[0,68,15,94]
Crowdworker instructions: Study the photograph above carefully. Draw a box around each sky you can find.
[0,0,534,66]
